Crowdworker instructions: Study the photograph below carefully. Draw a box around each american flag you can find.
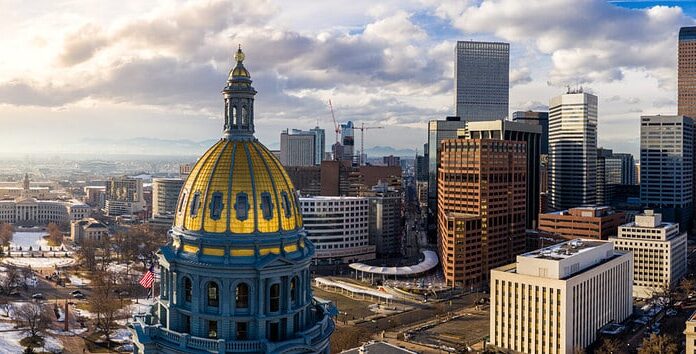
[138,264,155,289]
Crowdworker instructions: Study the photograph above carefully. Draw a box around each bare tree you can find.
[680,277,695,297]
[88,270,124,346]
[0,264,22,295]
[595,338,626,354]
[76,239,97,271]
[45,223,62,247]
[0,223,12,246]
[638,334,678,354]
[13,303,52,338]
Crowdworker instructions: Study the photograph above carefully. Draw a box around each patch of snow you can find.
[111,328,132,344]
[68,275,90,286]
[3,257,75,268]
[0,321,64,354]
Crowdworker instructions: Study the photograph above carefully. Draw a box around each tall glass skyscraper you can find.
[640,115,694,232]
[454,41,509,121]
[548,91,598,211]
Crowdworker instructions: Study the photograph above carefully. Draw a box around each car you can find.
[70,290,83,296]
[73,293,85,300]
[31,293,44,300]
[666,309,678,316]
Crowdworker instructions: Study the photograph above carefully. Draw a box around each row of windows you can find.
[179,190,294,222]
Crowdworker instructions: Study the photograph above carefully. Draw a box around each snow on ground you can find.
[9,232,52,249]
[107,263,130,273]
[68,274,90,286]
[111,328,132,344]
[48,327,88,336]
[0,321,64,354]
[128,298,156,316]
[3,257,75,268]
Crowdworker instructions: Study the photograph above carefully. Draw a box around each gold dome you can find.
[174,139,302,235]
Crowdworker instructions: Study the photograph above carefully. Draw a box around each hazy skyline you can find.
[0,0,694,157]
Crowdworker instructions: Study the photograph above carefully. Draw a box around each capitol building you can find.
[130,47,335,353]
[0,174,89,225]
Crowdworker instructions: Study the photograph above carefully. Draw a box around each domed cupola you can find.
[130,46,334,354]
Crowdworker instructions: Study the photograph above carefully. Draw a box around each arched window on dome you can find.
[281,192,292,218]
[235,283,249,309]
[209,192,224,220]
[260,192,274,220]
[207,282,219,307]
[190,192,201,218]
[178,191,187,214]
[235,193,249,221]
[232,106,238,127]
[183,277,192,303]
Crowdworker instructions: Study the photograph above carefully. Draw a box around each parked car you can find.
[31,293,44,300]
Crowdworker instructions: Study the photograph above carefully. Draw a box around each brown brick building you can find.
[285,160,401,197]
[437,139,526,288]
[538,206,625,240]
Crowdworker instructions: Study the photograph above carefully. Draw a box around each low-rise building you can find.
[685,311,696,354]
[538,206,625,240]
[299,196,376,264]
[70,218,109,243]
[610,210,687,298]
[490,239,633,354]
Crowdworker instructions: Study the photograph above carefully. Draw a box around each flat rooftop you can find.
[521,239,606,261]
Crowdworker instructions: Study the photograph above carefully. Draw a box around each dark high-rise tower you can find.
[454,41,509,121]
[679,27,696,118]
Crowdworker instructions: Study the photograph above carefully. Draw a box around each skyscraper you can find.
[427,117,467,238]
[454,41,509,121]
[640,115,694,231]
[463,119,542,229]
[438,138,526,288]
[340,121,355,161]
[280,128,322,166]
[104,176,145,216]
[512,110,549,154]
[548,90,598,211]
[310,126,325,165]
[596,147,613,206]
[610,153,637,185]
[151,178,184,218]
[130,47,334,353]
[678,26,696,118]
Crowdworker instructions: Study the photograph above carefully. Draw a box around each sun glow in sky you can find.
[0,0,694,157]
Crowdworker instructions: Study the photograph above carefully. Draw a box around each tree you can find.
[638,334,678,354]
[76,238,98,271]
[0,264,22,295]
[88,270,124,346]
[0,223,13,247]
[45,223,62,247]
[13,303,52,338]
[680,277,695,297]
[595,338,626,354]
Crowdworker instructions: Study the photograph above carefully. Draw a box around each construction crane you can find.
[351,122,383,166]
[328,99,340,144]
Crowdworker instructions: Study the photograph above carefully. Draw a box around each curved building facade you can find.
[130,47,335,354]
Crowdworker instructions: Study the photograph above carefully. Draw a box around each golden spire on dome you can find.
[234,44,245,63]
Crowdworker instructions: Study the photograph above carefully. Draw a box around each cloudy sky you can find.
[0,0,694,157]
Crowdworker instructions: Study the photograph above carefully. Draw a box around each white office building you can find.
[105,176,145,216]
[299,196,376,264]
[610,210,687,298]
[548,90,598,210]
[490,240,632,354]
[152,178,184,217]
